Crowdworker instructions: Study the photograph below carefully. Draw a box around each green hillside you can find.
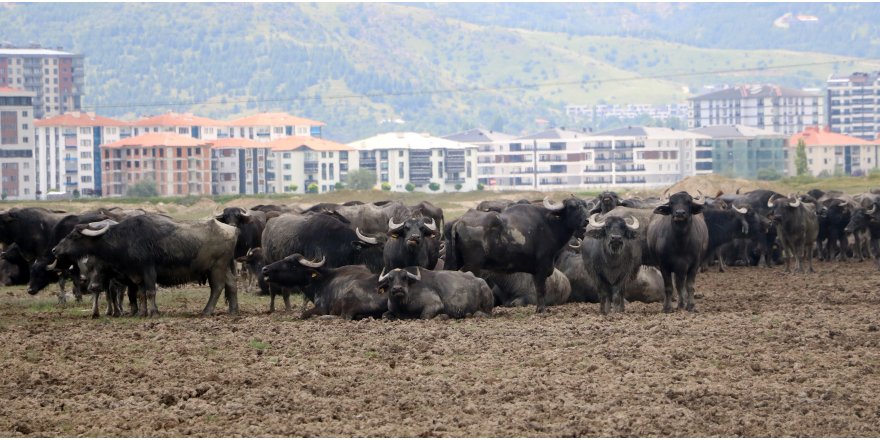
[1,3,878,141]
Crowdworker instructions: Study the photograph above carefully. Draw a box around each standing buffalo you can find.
[845,195,880,270]
[261,254,386,320]
[378,216,442,271]
[52,215,239,317]
[451,196,589,313]
[768,194,819,273]
[647,191,709,312]
[214,207,268,263]
[378,267,493,319]
[579,214,642,313]
[0,244,29,286]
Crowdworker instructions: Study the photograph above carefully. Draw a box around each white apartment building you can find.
[209,138,273,195]
[133,112,228,140]
[465,126,710,191]
[33,112,130,197]
[0,45,85,119]
[0,87,36,200]
[349,132,479,192]
[270,136,357,194]
[227,112,325,141]
[827,71,880,141]
[688,84,824,135]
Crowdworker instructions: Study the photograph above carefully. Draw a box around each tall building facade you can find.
[787,126,880,177]
[133,112,228,140]
[0,45,84,119]
[209,138,272,195]
[226,112,324,140]
[349,132,478,192]
[101,133,212,197]
[690,125,788,179]
[688,84,824,135]
[827,72,880,141]
[270,136,357,194]
[0,87,36,200]
[34,112,130,197]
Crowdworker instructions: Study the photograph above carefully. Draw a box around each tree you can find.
[428,182,441,192]
[334,182,345,190]
[795,138,809,177]
[126,179,159,197]
[346,169,377,190]
[307,183,319,193]
[286,184,298,193]
[756,167,782,181]
[72,189,81,199]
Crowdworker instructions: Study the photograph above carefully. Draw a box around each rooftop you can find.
[592,126,710,140]
[270,136,353,152]
[789,126,877,147]
[36,112,128,127]
[349,132,473,151]
[691,84,821,100]
[227,112,326,127]
[102,132,209,149]
[134,112,227,127]
[516,127,593,141]
[442,128,516,143]
[0,86,34,96]
[689,125,786,139]
[0,48,79,57]
[208,138,269,149]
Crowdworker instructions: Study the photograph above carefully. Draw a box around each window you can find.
[283,153,291,159]
[399,162,404,179]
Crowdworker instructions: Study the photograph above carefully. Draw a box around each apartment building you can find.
[690,125,788,179]
[688,84,824,135]
[827,72,880,141]
[0,45,84,119]
[209,137,272,195]
[133,112,228,140]
[270,136,356,194]
[787,126,880,177]
[34,112,130,197]
[565,103,689,122]
[0,87,35,200]
[101,133,212,197]
[443,128,517,186]
[349,132,478,192]
[227,112,325,141]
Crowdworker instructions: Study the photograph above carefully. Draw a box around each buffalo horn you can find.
[378,267,391,283]
[405,267,421,281]
[238,207,250,217]
[388,217,405,231]
[297,255,325,268]
[692,190,706,206]
[734,205,748,214]
[423,217,437,231]
[587,213,605,228]
[81,220,115,237]
[625,216,639,230]
[868,203,877,215]
[569,237,583,249]
[355,227,379,245]
[543,196,564,211]
[767,196,777,208]
[46,259,58,270]
[788,193,801,208]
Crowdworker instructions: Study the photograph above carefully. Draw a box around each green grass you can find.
[248,339,270,351]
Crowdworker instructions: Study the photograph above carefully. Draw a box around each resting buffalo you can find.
[768,194,819,273]
[701,204,753,272]
[373,216,441,271]
[451,196,589,313]
[556,242,663,304]
[647,191,709,312]
[845,194,880,270]
[484,269,571,307]
[261,254,386,319]
[0,244,29,286]
[590,191,623,214]
[578,214,642,313]
[52,215,239,317]
[378,267,493,319]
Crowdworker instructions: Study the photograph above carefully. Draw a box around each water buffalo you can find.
[261,254,386,320]
[484,269,571,307]
[578,214,642,313]
[53,215,239,317]
[647,191,709,312]
[378,216,442,271]
[378,267,493,319]
[0,244,29,286]
[768,194,819,273]
[451,196,589,313]
[0,208,69,262]
[214,207,268,263]
[590,191,623,214]
[845,194,880,270]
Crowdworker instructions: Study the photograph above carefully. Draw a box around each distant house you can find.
[690,125,788,179]
[787,126,880,177]
[101,132,212,197]
[688,85,824,135]
[269,136,356,194]
[349,132,478,192]
[227,112,325,141]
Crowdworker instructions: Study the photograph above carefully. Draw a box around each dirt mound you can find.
[664,175,782,198]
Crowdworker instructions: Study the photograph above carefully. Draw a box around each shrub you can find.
[286,184,298,193]
[405,182,415,192]
[381,182,392,191]
[334,181,345,190]
[454,183,463,191]
[307,183,318,193]
[756,168,782,181]
[346,169,378,190]
[477,183,485,191]
[428,182,441,191]
[126,179,159,197]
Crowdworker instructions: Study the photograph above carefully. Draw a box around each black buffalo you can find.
[578,214,642,313]
[484,269,571,307]
[262,254,386,319]
[845,194,880,270]
[378,267,493,319]
[214,207,268,262]
[768,194,819,273]
[0,244,29,286]
[450,196,589,313]
[647,191,709,312]
[376,216,441,271]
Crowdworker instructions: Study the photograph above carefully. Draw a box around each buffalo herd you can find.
[1,186,878,320]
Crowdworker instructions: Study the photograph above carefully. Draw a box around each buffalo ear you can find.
[585,228,604,239]
[690,204,704,215]
[653,205,671,216]
[625,228,639,240]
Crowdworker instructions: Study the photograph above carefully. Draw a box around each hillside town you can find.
[2,45,880,200]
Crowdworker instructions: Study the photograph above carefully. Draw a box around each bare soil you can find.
[0,261,878,437]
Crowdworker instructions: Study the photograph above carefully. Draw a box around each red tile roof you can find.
[35,112,128,127]
[269,136,353,152]
[227,112,326,127]
[209,138,269,149]
[102,132,208,149]
[134,112,227,127]
[788,126,876,147]
[0,86,26,93]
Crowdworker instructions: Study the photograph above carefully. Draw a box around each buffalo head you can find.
[653,191,705,222]
[387,217,438,248]
[584,214,639,254]
[543,196,590,233]
[377,267,421,300]
[591,191,622,214]
[214,207,252,228]
[767,194,803,224]
[845,202,878,234]
[261,253,326,288]
[52,219,119,261]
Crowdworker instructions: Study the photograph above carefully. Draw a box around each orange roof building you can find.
[133,112,227,140]
[209,138,273,195]
[226,112,325,141]
[269,136,356,194]
[35,111,128,127]
[101,133,212,197]
[788,126,880,177]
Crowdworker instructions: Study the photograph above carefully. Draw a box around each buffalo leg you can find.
[533,272,550,314]
[56,278,67,305]
[301,304,326,320]
[91,286,101,319]
[127,285,138,316]
[268,284,279,313]
[420,302,444,320]
[137,286,148,317]
[225,269,239,315]
[282,291,291,312]
[598,287,610,315]
[612,285,624,313]
[147,287,160,317]
[686,266,698,312]
[661,269,674,313]
[201,268,230,317]
[674,270,687,311]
